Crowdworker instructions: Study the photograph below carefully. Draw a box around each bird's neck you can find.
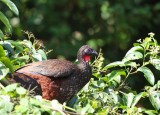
[78,60,91,73]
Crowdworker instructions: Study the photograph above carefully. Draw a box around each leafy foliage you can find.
[0,83,67,114]
[68,33,160,114]
[0,34,72,114]
[0,31,48,80]
[0,0,18,39]
[9,0,160,62]
[0,1,160,114]
[1,32,160,114]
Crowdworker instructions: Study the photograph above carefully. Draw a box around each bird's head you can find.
[77,45,98,63]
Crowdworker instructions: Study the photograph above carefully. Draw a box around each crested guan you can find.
[9,45,97,103]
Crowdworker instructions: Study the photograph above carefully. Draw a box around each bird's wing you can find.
[16,59,77,78]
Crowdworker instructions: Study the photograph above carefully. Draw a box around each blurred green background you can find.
[2,0,160,62]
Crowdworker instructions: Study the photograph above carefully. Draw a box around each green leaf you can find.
[20,98,29,107]
[4,83,18,92]
[0,0,19,15]
[15,105,28,113]
[0,11,12,33]
[103,61,125,70]
[91,100,98,109]
[15,98,29,113]
[18,55,30,61]
[149,92,160,110]
[0,99,14,113]
[143,109,158,115]
[137,66,155,85]
[30,98,41,106]
[131,92,144,108]
[0,57,14,73]
[110,92,119,104]
[51,100,63,112]
[0,29,4,39]
[22,40,34,50]
[123,93,134,108]
[123,51,143,62]
[0,61,9,79]
[103,61,137,71]
[32,53,42,61]
[7,40,24,52]
[91,80,106,88]
[124,61,137,68]
[1,41,14,55]
[37,49,47,60]
[80,103,94,114]
[0,109,8,115]
[0,45,5,57]
[150,59,160,71]
[16,87,27,95]
[126,93,134,108]
[108,70,126,82]
[157,80,160,88]
[125,46,143,56]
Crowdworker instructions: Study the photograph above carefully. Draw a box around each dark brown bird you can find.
[10,45,97,103]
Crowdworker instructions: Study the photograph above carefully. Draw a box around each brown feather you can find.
[9,45,97,103]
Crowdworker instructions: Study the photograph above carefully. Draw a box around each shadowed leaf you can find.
[137,66,155,85]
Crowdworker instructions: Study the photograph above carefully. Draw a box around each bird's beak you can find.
[91,50,98,56]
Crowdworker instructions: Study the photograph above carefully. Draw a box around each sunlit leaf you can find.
[103,61,125,70]
[137,66,155,85]
[122,92,134,108]
[110,92,118,104]
[22,40,33,50]
[91,100,98,109]
[108,70,126,82]
[144,109,158,115]
[0,45,5,57]
[0,99,14,113]
[103,60,137,71]
[125,46,143,56]
[149,92,160,110]
[51,100,63,111]
[0,11,12,33]
[125,93,134,108]
[0,0,19,15]
[150,59,160,71]
[7,40,23,52]
[30,98,41,106]
[80,103,94,114]
[0,57,14,73]
[124,61,137,68]
[4,83,18,92]
[37,49,47,60]
[131,92,144,108]
[16,87,27,95]
[144,37,152,42]
[18,55,29,61]
[32,53,42,61]
[0,61,9,79]
[15,98,29,113]
[123,51,143,62]
[1,41,14,55]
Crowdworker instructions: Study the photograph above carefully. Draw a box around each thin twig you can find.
[0,83,4,89]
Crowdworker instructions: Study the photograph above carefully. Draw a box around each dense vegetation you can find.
[0,0,160,115]
[1,0,160,61]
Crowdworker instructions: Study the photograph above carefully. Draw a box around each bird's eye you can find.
[84,49,88,53]
[84,49,89,53]
[84,48,92,54]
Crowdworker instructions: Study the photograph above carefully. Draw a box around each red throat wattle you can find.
[83,55,90,62]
